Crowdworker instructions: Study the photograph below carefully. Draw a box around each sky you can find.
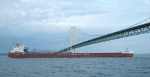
[0,0,150,53]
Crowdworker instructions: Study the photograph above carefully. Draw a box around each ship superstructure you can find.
[10,43,25,54]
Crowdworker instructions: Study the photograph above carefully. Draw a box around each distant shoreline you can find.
[0,53,7,56]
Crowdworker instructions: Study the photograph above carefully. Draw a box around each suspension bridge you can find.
[59,19,150,53]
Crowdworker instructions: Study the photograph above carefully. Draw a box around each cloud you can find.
[0,0,150,53]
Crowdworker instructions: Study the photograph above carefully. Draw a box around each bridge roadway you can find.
[59,22,150,52]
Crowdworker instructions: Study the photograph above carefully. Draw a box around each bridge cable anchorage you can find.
[58,19,150,53]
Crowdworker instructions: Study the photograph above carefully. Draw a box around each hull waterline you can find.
[8,52,133,58]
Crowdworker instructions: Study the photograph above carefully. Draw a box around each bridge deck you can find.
[59,22,150,52]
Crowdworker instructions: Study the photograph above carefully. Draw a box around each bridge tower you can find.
[69,26,78,53]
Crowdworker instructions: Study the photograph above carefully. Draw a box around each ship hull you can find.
[8,52,133,58]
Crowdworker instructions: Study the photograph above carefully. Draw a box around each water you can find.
[0,54,150,77]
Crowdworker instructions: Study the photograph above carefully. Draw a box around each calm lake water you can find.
[0,54,150,77]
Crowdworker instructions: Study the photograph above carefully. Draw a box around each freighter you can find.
[8,43,133,58]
